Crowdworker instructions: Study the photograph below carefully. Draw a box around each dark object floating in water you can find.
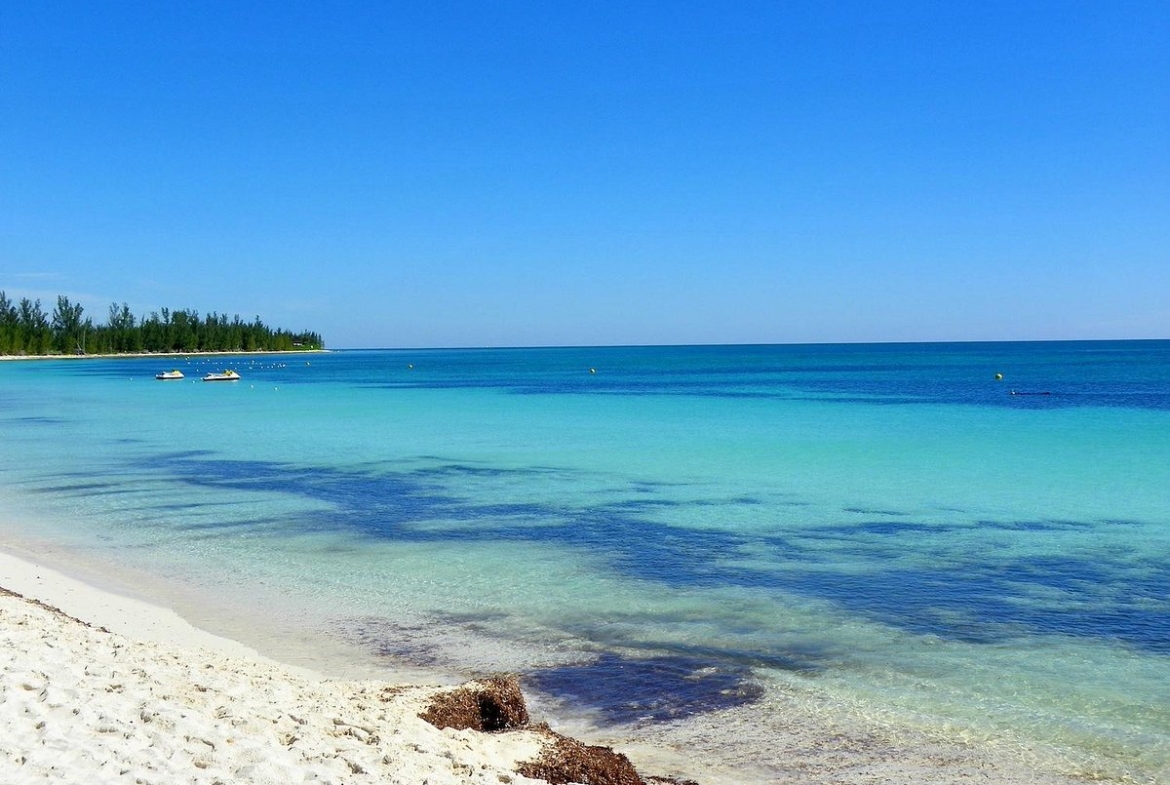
[1010,390,1052,396]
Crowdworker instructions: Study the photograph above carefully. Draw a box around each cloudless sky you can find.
[2,2,1166,348]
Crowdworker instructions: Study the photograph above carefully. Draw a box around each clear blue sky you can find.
[2,2,1166,348]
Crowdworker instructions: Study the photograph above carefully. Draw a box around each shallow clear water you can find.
[2,342,1168,781]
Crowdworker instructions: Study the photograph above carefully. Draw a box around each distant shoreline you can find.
[0,349,330,362]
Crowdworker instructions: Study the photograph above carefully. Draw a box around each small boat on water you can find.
[202,369,241,382]
[155,369,185,380]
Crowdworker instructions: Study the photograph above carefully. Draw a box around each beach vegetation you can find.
[13,297,52,355]
[0,291,18,355]
[51,295,87,354]
[0,290,324,356]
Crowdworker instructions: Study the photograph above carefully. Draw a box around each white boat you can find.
[201,369,241,382]
[155,369,185,380]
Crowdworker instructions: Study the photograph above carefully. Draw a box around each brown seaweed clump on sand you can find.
[517,727,646,785]
[418,675,697,785]
[418,675,531,732]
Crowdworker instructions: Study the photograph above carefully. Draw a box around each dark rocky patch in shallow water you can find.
[334,616,444,666]
[526,652,764,726]
[842,506,905,517]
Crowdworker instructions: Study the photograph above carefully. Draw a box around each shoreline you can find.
[2,536,741,784]
[0,534,1111,785]
[0,349,329,362]
[0,545,681,785]
[0,546,312,673]
[0,553,556,784]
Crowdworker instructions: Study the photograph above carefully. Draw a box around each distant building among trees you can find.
[0,292,324,356]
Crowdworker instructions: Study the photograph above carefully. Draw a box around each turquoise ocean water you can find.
[2,342,1168,782]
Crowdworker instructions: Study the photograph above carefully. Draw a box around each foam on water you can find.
[1,343,1168,782]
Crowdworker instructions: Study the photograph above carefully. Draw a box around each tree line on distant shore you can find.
[0,291,324,356]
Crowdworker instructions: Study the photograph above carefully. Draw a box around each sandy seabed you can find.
[0,547,1114,785]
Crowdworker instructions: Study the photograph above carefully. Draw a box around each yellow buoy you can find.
[995,373,1003,381]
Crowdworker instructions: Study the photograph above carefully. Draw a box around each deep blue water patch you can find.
[780,557,1170,653]
[28,481,123,494]
[978,518,1097,532]
[840,520,944,536]
[415,463,570,480]
[6,415,70,426]
[525,652,765,726]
